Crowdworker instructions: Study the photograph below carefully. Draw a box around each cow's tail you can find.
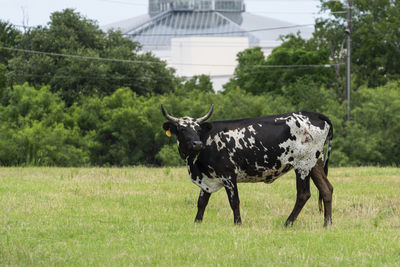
[318,114,333,213]
[323,116,333,177]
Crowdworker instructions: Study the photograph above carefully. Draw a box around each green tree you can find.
[0,20,21,65]
[0,63,6,89]
[180,74,214,93]
[318,0,400,88]
[225,34,335,96]
[224,47,267,94]
[7,9,177,105]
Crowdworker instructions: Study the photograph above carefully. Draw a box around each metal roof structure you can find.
[122,11,258,49]
[102,0,313,51]
[102,0,314,91]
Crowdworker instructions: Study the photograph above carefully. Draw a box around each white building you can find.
[103,0,313,91]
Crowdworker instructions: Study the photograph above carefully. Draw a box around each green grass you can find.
[0,167,399,266]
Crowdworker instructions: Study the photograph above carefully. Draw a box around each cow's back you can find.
[199,111,331,183]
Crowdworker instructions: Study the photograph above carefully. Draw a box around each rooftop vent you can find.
[149,0,245,16]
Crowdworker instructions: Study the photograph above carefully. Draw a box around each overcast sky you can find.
[0,0,324,27]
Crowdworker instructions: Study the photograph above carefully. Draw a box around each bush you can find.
[0,84,89,166]
[1,79,399,167]
[343,81,400,165]
[156,144,185,166]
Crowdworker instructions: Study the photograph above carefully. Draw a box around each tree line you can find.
[0,1,399,167]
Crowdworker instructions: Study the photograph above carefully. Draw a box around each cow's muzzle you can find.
[191,141,204,151]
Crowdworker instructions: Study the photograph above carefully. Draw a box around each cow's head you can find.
[161,104,213,160]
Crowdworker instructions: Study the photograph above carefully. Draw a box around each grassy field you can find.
[0,167,399,266]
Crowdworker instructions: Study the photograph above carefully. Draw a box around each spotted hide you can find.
[161,104,333,227]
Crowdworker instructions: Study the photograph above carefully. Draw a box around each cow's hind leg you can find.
[194,189,211,223]
[224,179,242,225]
[285,171,311,227]
[311,159,333,227]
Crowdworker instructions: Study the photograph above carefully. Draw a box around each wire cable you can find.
[0,46,162,65]
[0,45,343,69]
[96,0,147,5]
[124,24,314,37]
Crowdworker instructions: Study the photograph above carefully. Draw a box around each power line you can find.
[96,0,147,5]
[12,23,315,38]
[143,45,279,49]
[9,10,346,31]
[233,64,343,69]
[0,46,162,65]
[9,64,341,82]
[12,23,314,38]
[8,72,142,81]
[247,0,320,1]
[124,24,314,37]
[9,9,348,32]
[251,11,346,15]
[0,46,343,69]
[4,25,279,47]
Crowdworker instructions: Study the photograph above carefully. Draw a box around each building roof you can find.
[240,12,313,45]
[102,10,313,51]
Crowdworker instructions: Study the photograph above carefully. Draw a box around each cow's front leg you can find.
[194,189,211,223]
[224,179,242,225]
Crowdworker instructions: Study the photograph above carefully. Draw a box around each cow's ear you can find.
[162,122,177,135]
[200,122,212,132]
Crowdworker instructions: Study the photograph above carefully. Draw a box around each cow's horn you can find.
[196,104,214,123]
[161,104,179,124]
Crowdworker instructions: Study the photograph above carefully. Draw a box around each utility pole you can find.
[346,0,353,121]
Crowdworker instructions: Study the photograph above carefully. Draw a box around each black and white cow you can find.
[161,104,333,227]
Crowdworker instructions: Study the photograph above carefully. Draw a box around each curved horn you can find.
[196,104,214,123]
[161,104,179,124]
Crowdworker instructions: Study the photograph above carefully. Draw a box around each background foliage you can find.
[0,3,400,167]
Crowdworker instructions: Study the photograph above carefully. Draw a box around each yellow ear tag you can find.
[166,129,172,137]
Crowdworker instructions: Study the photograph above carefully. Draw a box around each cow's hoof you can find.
[323,218,332,228]
[234,220,242,226]
[284,220,294,227]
